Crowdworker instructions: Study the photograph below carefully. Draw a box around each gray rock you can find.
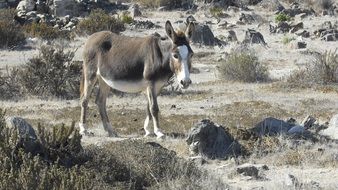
[54,0,78,17]
[322,33,337,41]
[236,163,260,178]
[289,22,303,33]
[243,29,267,46]
[129,3,141,18]
[191,24,215,46]
[226,30,238,42]
[251,117,293,136]
[320,114,338,139]
[291,41,307,49]
[6,117,41,155]
[288,125,305,134]
[186,119,243,159]
[259,0,284,12]
[295,30,310,38]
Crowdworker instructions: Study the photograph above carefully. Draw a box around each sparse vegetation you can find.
[18,45,81,99]
[0,109,227,189]
[282,35,296,44]
[121,11,133,24]
[0,45,81,100]
[134,0,190,8]
[0,9,26,49]
[76,9,125,35]
[286,50,338,88]
[218,49,269,82]
[209,6,224,18]
[24,22,73,41]
[275,13,291,23]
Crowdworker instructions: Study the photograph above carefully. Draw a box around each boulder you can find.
[290,41,307,49]
[243,29,267,46]
[295,30,310,38]
[5,117,41,155]
[226,30,238,42]
[191,23,216,46]
[129,3,141,18]
[236,163,268,178]
[251,117,293,136]
[320,114,338,140]
[186,119,243,159]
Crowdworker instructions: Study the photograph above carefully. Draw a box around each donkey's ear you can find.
[185,22,195,39]
[165,20,176,40]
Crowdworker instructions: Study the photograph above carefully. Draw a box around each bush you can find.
[209,6,224,18]
[315,0,334,10]
[287,50,338,87]
[282,35,295,44]
[275,13,291,23]
[18,45,81,99]
[218,50,269,82]
[121,11,133,24]
[0,109,227,189]
[0,67,23,100]
[76,9,125,35]
[24,22,73,41]
[0,9,26,49]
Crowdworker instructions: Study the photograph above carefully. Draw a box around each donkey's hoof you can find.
[155,131,165,139]
[108,131,119,137]
[80,130,95,137]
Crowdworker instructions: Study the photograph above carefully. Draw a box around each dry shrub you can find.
[286,50,338,88]
[0,8,26,49]
[0,67,23,100]
[18,45,81,99]
[76,9,125,36]
[218,49,269,82]
[135,0,192,8]
[24,22,73,41]
[0,109,227,189]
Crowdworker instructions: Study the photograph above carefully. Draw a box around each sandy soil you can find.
[1,2,338,189]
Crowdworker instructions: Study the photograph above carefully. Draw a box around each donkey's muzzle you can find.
[180,78,192,89]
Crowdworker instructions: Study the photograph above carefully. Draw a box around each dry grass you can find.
[76,9,125,36]
[24,22,73,41]
[0,8,26,49]
[218,49,269,83]
[284,50,338,89]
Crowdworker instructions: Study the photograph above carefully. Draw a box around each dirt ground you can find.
[1,3,338,189]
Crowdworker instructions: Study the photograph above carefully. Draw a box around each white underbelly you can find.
[101,77,148,93]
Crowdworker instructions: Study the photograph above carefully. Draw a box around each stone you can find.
[251,117,293,136]
[191,23,215,46]
[6,117,41,155]
[226,30,238,42]
[289,22,303,33]
[236,164,259,178]
[287,126,305,135]
[243,29,267,46]
[290,41,307,49]
[129,3,141,18]
[259,0,284,12]
[186,119,243,159]
[295,30,310,38]
[320,114,338,139]
[322,33,337,41]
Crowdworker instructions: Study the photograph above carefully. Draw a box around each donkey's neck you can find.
[158,39,174,79]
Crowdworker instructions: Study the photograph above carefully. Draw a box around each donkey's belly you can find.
[101,77,148,93]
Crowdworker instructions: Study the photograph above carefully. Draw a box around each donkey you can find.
[79,21,195,138]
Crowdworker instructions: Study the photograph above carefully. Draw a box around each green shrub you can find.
[275,13,291,23]
[121,11,133,24]
[24,22,73,41]
[18,45,81,99]
[209,6,224,18]
[76,9,125,35]
[282,35,295,44]
[218,50,269,82]
[0,9,26,49]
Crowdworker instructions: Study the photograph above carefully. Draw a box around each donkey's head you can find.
[165,20,195,89]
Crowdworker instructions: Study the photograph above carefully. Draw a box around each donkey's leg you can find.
[95,78,117,137]
[80,72,97,135]
[146,84,164,138]
[144,103,152,137]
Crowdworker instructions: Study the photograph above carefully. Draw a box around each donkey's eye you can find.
[173,54,179,59]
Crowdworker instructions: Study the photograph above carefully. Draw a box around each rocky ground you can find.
[1,0,338,189]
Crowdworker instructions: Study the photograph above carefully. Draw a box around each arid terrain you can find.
[1,0,338,189]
